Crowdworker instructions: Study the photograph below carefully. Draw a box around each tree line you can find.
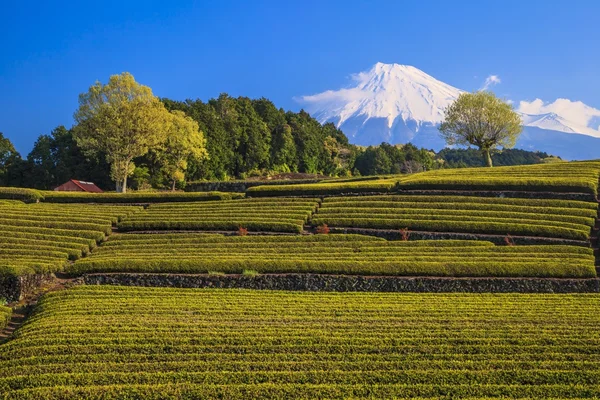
[0,73,556,191]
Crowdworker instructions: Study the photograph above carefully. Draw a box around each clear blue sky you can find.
[1,0,599,154]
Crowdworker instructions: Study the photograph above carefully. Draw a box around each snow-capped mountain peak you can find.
[298,63,600,155]
[301,63,462,133]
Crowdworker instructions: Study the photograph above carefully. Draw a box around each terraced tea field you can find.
[400,160,600,194]
[0,306,10,331]
[69,233,596,278]
[117,198,320,233]
[0,201,140,276]
[2,287,600,399]
[315,195,598,240]
[247,160,600,196]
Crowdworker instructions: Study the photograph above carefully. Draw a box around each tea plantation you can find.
[2,287,600,399]
[2,160,600,399]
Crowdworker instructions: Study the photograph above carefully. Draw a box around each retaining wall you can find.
[84,273,600,293]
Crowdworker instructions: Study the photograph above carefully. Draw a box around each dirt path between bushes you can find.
[0,275,82,343]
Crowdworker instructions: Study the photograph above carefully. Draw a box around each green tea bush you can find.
[2,287,600,398]
[0,187,43,203]
[41,191,243,203]
[69,234,596,278]
[315,195,597,240]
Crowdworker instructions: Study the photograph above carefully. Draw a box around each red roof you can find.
[54,179,104,193]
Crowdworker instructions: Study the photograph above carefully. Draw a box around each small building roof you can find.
[55,179,104,193]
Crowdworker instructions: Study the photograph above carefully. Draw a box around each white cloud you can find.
[518,98,600,129]
[480,75,501,91]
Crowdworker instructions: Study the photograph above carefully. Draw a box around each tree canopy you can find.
[73,72,173,192]
[439,91,522,167]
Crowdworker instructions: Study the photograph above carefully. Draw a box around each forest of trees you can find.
[0,95,557,191]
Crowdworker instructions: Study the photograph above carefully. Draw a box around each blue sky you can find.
[1,0,599,154]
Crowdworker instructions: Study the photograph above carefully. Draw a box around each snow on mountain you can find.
[301,63,462,145]
[518,99,600,138]
[299,62,600,159]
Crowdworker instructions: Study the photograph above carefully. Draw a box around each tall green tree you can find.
[73,72,172,192]
[0,133,21,186]
[271,124,297,172]
[235,97,271,175]
[158,110,208,190]
[439,91,522,167]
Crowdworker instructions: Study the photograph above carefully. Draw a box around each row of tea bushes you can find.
[0,202,141,277]
[246,178,399,197]
[117,198,321,233]
[0,306,10,331]
[40,191,243,203]
[246,161,600,196]
[70,234,596,278]
[0,188,43,203]
[0,187,242,204]
[3,286,600,398]
[399,160,600,194]
[313,195,598,241]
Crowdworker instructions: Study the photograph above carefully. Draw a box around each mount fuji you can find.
[299,63,600,160]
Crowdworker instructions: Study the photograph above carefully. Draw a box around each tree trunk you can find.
[122,176,128,193]
[483,149,493,167]
[172,179,176,192]
[115,181,122,193]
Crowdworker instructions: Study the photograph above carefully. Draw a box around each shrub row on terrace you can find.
[117,198,320,233]
[0,306,10,331]
[0,187,242,203]
[313,195,598,241]
[70,234,596,278]
[0,202,141,277]
[2,287,600,398]
[246,161,600,196]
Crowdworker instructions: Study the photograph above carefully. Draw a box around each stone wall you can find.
[0,274,49,303]
[84,273,600,293]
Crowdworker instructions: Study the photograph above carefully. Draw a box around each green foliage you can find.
[0,133,21,187]
[163,97,353,180]
[315,195,597,240]
[438,148,552,168]
[0,202,141,276]
[73,72,173,192]
[440,91,523,167]
[354,143,436,175]
[40,191,241,203]
[400,160,600,195]
[0,187,43,203]
[0,305,10,331]
[69,234,596,278]
[4,287,600,398]
[247,178,399,196]
[117,198,319,233]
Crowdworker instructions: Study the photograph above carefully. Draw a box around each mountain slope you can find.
[300,63,600,159]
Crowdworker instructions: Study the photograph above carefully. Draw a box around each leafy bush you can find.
[40,191,243,203]
[0,187,43,203]
[315,195,597,240]
[69,234,596,278]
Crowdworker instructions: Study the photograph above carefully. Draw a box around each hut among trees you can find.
[54,179,103,193]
